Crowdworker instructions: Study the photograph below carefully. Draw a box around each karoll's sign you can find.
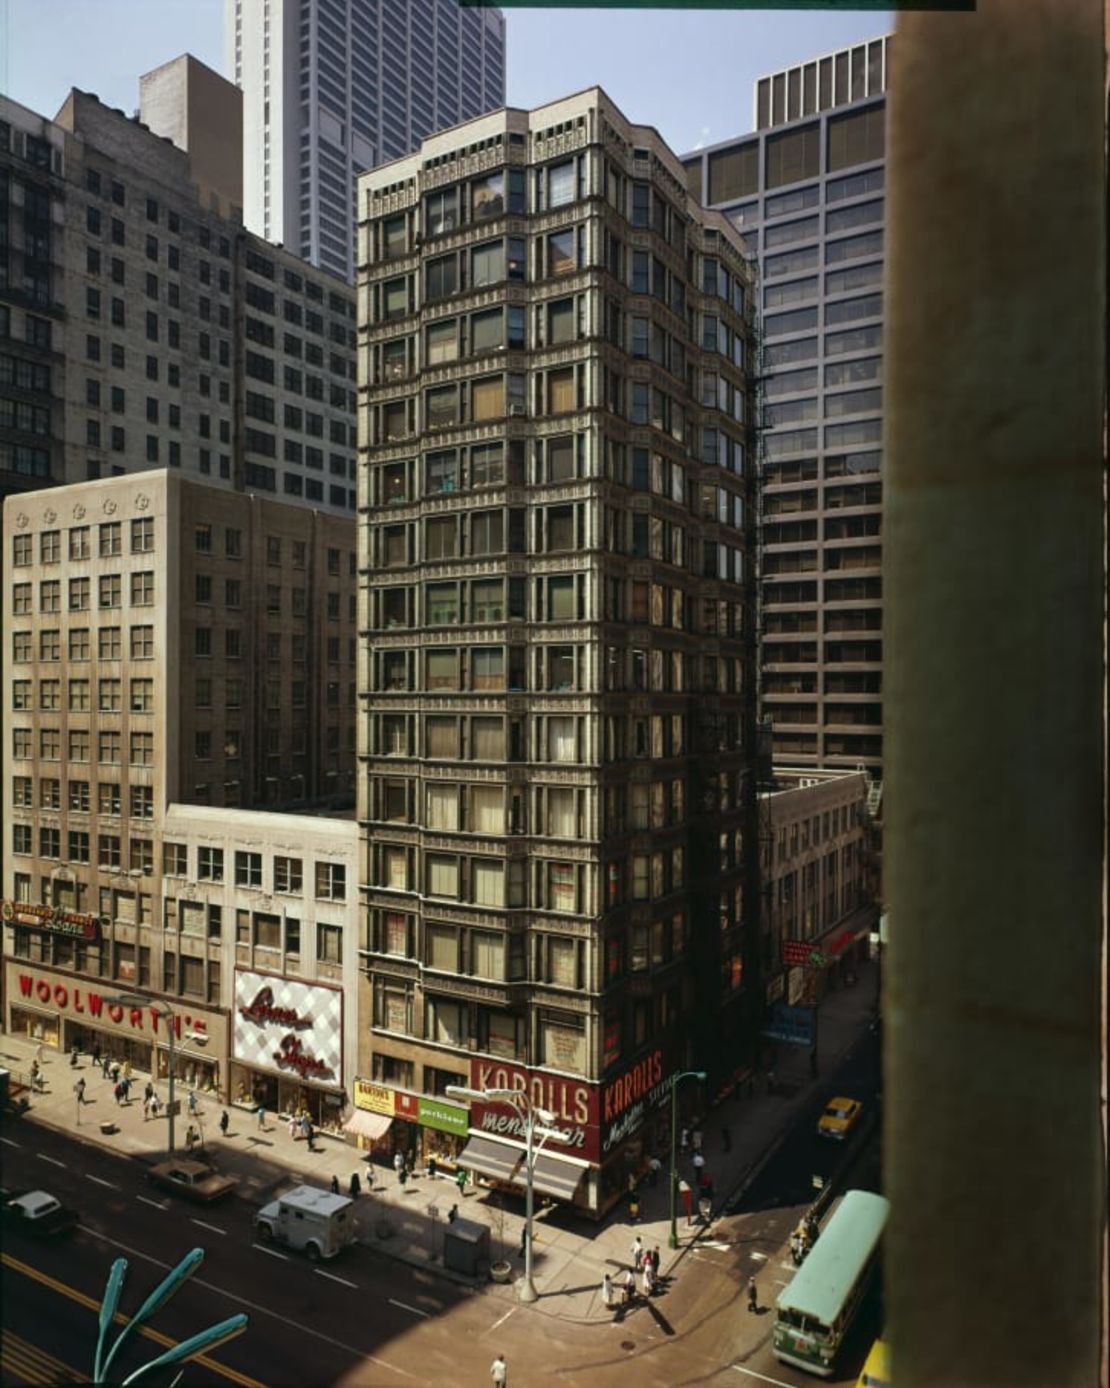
[600,1045,673,1155]
[469,1059,600,1162]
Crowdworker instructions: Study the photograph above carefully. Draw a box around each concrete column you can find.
[884,3,1105,1385]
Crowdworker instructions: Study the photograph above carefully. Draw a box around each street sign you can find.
[165,1100,181,1118]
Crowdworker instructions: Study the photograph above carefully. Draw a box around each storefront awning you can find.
[344,1109,393,1140]
[458,1134,523,1183]
[530,1151,585,1201]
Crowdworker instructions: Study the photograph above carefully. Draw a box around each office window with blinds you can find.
[427,855,459,898]
[546,787,577,838]
[548,715,577,763]
[426,924,458,972]
[472,862,505,909]
[471,928,505,976]
[426,716,459,759]
[384,847,408,890]
[472,717,504,760]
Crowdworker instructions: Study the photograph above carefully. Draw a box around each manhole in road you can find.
[621,1341,636,1352]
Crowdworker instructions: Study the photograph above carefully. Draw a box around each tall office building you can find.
[1,82,358,514]
[683,37,890,777]
[227,0,506,283]
[356,91,759,1214]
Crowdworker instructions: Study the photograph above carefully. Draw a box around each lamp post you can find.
[106,992,177,1153]
[668,1069,707,1249]
[446,1084,570,1303]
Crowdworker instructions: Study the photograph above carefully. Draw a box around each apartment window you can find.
[427,856,459,900]
[130,625,154,659]
[198,847,223,881]
[37,629,59,662]
[164,843,187,875]
[130,678,154,712]
[98,835,121,869]
[548,862,577,913]
[315,862,346,901]
[130,572,154,606]
[195,524,212,552]
[99,522,121,556]
[98,627,121,660]
[235,851,262,888]
[274,856,303,893]
[68,679,90,712]
[130,838,154,874]
[40,581,60,612]
[548,229,576,277]
[129,731,154,766]
[130,785,154,819]
[131,517,154,552]
[316,923,343,965]
[98,573,121,608]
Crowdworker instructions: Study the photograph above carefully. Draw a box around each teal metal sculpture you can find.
[93,1248,247,1384]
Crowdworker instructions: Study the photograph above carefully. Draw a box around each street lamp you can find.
[106,992,178,1153]
[668,1069,707,1250]
[446,1084,571,1303]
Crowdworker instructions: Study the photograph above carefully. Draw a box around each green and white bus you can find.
[772,1189,890,1377]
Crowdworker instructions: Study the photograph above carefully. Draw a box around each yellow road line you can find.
[0,1326,84,1384]
[1,1252,265,1388]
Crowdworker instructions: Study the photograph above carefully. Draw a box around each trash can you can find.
[442,1217,489,1277]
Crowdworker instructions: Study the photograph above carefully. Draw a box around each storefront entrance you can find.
[9,1006,59,1049]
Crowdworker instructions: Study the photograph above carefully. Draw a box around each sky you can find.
[0,0,891,157]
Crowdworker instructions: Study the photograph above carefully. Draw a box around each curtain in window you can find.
[472,863,505,909]
[549,862,576,912]
[472,377,504,422]
[425,717,458,758]
[470,785,505,834]
[548,716,577,762]
[548,369,575,413]
[384,847,408,890]
[426,925,457,971]
[426,783,459,830]
[430,997,465,1043]
[471,242,505,286]
[548,577,575,620]
[384,912,408,955]
[472,648,504,691]
[549,938,577,988]
[546,788,577,838]
[428,857,458,898]
[471,927,505,974]
[540,1015,585,1071]
[472,717,504,760]
[426,650,458,690]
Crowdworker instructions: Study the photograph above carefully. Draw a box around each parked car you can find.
[2,1189,78,1237]
[147,1159,238,1204]
[817,1096,863,1140]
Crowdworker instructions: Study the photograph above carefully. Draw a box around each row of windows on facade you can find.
[8,929,220,1004]
[366,774,689,839]
[370,573,743,636]
[696,104,886,210]
[370,508,744,580]
[12,777,153,817]
[367,846,686,915]
[83,238,229,301]
[367,710,686,763]
[372,157,709,263]
[11,728,155,764]
[10,625,355,669]
[12,572,154,613]
[726,167,885,241]
[731,195,884,263]
[367,435,744,511]
[370,230,740,333]
[11,519,152,565]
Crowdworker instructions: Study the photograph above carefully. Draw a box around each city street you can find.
[1,1020,882,1387]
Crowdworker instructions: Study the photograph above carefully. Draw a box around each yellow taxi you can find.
[817,1095,863,1140]
[856,1337,890,1387]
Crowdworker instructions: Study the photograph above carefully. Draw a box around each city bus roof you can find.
[776,1190,890,1327]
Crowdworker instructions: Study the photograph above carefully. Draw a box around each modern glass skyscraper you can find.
[683,37,890,778]
[226,0,505,283]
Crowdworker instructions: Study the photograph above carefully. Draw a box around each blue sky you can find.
[1,1,890,156]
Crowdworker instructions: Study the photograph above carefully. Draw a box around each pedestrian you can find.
[70,1044,79,1068]
[747,1276,758,1313]
[257,1103,266,1130]
[648,1155,661,1187]
[455,1166,468,1194]
[331,1174,340,1195]
[110,1061,120,1083]
[692,1150,705,1176]
[219,1109,229,1137]
[692,1127,703,1152]
[92,1041,101,1069]
[100,1054,110,1079]
[602,1272,614,1310]
[623,1268,636,1305]
[120,1076,131,1103]
[185,1124,198,1152]
[641,1259,654,1297]
[490,1352,507,1386]
[721,1125,732,1153]
[114,1082,124,1106]
[122,1061,132,1082]
[349,1171,361,1199]
[187,1090,199,1117]
[680,1178,693,1225]
[679,1125,689,1153]
[651,1246,661,1279]
[631,1234,644,1269]
[447,1203,458,1223]
[142,1095,150,1122]
[518,1226,528,1260]
[35,1043,45,1067]
[150,1093,160,1119]
[300,1114,311,1142]
[427,1154,438,1180]
[144,1081,154,1105]
[306,1123,317,1153]
[74,1076,86,1104]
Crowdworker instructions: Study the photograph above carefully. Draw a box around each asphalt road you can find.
[0,1029,884,1388]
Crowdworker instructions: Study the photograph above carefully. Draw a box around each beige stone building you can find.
[356,89,760,1214]
[758,767,876,1013]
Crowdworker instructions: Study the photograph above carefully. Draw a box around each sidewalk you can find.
[0,961,878,1324]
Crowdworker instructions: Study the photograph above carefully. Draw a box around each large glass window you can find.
[470,785,504,834]
[471,376,504,422]
[471,240,505,287]
[425,320,457,366]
